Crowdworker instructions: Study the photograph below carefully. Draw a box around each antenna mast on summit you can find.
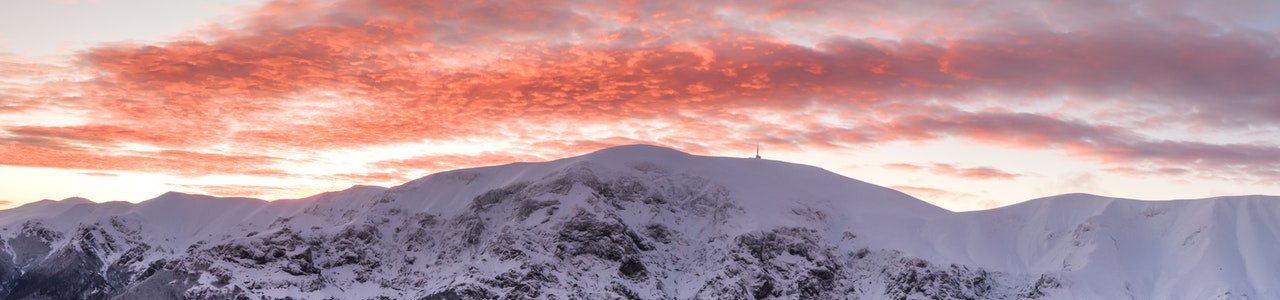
[754,144,762,159]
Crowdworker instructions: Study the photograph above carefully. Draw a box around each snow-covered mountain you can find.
[0,145,1275,299]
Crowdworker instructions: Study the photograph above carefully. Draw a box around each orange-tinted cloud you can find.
[176,184,300,198]
[1,0,1278,194]
[324,171,412,184]
[0,140,287,177]
[863,112,1280,182]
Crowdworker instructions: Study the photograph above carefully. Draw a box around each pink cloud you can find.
[890,185,975,199]
[883,162,1019,180]
[0,0,1275,189]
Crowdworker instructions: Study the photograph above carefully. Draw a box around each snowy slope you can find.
[0,144,1274,299]
[929,193,1280,299]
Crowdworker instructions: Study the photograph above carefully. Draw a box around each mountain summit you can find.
[0,145,1275,299]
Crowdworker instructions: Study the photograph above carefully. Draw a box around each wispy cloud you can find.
[884,163,1020,180]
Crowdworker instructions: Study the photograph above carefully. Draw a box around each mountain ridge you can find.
[18,145,1273,213]
[0,144,1274,299]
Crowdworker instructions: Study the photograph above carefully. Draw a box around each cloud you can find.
[323,171,412,184]
[370,152,547,174]
[1061,173,1101,192]
[79,172,119,177]
[175,184,299,198]
[883,162,1020,180]
[0,0,1277,190]
[818,111,1276,183]
[0,139,288,177]
[890,185,975,199]
[891,185,1002,209]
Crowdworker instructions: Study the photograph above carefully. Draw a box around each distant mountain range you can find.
[0,144,1273,299]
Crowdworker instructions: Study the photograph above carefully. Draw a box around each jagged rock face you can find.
[1,146,1272,299]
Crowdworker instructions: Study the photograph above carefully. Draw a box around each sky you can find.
[1,0,1278,211]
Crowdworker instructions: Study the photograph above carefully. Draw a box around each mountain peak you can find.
[142,191,265,208]
[581,144,692,158]
[156,191,196,198]
[58,196,93,204]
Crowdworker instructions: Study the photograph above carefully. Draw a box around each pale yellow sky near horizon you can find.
[3,140,1272,212]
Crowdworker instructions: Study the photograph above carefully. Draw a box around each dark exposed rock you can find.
[488,233,529,261]
[420,290,464,300]
[752,276,775,300]
[642,223,673,244]
[608,282,642,300]
[882,260,994,300]
[456,215,486,245]
[514,199,558,221]
[619,258,648,281]
[478,264,560,300]
[736,227,826,262]
[471,182,531,212]
[1021,274,1063,299]
[202,228,324,278]
[556,211,644,261]
[403,213,440,251]
[853,247,871,259]
[7,245,113,300]
[107,244,151,285]
[697,227,843,299]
